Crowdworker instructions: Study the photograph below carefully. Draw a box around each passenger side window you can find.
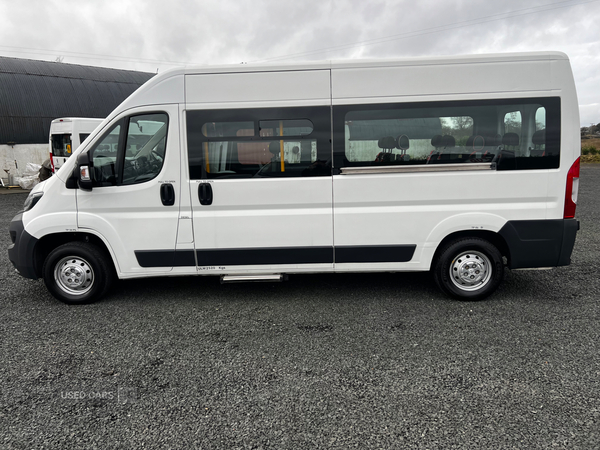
[187,107,331,179]
[336,98,560,170]
[122,113,168,185]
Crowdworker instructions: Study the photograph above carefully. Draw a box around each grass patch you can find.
[581,137,600,163]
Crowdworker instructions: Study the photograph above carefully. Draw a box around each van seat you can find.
[375,136,396,163]
[530,130,546,156]
[441,135,455,149]
[502,132,520,148]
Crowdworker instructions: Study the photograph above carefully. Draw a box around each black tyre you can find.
[43,242,115,304]
[433,238,504,301]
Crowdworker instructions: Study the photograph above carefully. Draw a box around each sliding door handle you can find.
[198,183,213,206]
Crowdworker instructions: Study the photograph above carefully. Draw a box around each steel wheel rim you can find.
[449,250,492,292]
[54,256,94,296]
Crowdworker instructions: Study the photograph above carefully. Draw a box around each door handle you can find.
[198,183,213,206]
[160,183,175,206]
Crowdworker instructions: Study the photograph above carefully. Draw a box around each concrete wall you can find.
[1,144,48,185]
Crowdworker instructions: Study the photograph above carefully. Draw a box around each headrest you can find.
[442,135,455,148]
[268,141,281,155]
[486,134,501,147]
[502,133,519,147]
[532,130,545,146]
[431,135,443,147]
[378,136,397,149]
[397,134,409,150]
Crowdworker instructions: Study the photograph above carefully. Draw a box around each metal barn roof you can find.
[0,56,154,144]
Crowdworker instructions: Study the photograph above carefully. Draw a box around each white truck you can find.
[49,118,103,172]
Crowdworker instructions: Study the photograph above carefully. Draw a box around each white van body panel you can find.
[189,177,334,275]
[186,70,331,105]
[331,60,554,101]
[332,170,550,271]
[110,71,185,114]
[20,175,77,238]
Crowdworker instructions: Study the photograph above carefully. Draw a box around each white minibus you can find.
[9,52,580,304]
[49,118,103,172]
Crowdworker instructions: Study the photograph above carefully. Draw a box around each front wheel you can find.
[433,238,504,301]
[43,242,115,304]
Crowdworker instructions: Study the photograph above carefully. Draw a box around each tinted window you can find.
[122,113,168,185]
[90,123,121,187]
[51,134,72,157]
[259,119,313,137]
[187,107,330,179]
[88,112,168,187]
[334,98,560,170]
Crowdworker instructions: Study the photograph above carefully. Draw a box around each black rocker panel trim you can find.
[135,245,417,268]
[336,245,416,263]
[196,247,333,266]
[135,250,196,268]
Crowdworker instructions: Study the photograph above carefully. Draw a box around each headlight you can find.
[23,192,43,212]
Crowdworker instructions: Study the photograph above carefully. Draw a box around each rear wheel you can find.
[43,242,114,304]
[433,238,504,301]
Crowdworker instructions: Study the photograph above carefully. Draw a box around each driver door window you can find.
[89,113,168,187]
[123,113,168,185]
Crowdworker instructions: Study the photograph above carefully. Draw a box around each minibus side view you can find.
[8,52,580,304]
[49,118,103,172]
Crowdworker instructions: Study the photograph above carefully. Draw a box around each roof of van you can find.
[109,51,572,120]
[174,51,569,75]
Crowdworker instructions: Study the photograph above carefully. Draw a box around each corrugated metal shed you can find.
[0,56,154,144]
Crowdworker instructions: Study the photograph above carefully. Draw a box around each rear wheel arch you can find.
[431,229,510,270]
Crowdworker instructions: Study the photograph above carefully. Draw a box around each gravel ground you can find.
[1,166,599,449]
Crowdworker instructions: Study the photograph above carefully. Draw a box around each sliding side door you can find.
[184,70,334,275]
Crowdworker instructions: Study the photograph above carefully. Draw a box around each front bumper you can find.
[8,212,39,279]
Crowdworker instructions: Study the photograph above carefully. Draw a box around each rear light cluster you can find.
[564,157,580,219]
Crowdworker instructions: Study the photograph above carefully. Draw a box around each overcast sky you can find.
[1,0,598,126]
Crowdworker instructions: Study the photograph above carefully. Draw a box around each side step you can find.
[220,274,286,283]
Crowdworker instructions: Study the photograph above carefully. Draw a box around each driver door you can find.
[77,105,182,275]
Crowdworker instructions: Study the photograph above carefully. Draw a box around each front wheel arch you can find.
[42,241,115,304]
[33,232,116,279]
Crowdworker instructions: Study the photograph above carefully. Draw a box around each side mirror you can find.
[77,152,93,191]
